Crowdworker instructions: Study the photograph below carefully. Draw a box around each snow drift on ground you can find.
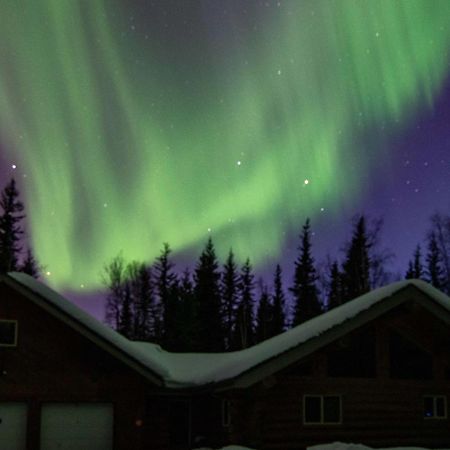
[307,443,450,450]
[193,443,450,450]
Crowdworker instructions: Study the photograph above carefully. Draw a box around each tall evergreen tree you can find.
[176,269,198,351]
[270,264,286,336]
[405,245,424,280]
[20,247,40,278]
[221,250,239,350]
[194,238,224,351]
[154,243,177,346]
[327,260,344,310]
[342,215,371,301]
[290,219,321,325]
[0,178,24,273]
[233,258,255,349]
[255,284,272,343]
[126,262,156,341]
[103,253,127,331]
[429,213,450,293]
[118,282,132,338]
[426,232,444,290]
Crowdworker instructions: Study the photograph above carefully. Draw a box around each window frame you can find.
[0,320,18,347]
[423,395,447,420]
[303,395,342,425]
[221,399,231,427]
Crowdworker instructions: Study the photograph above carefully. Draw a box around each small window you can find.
[222,400,231,427]
[304,395,341,424]
[424,396,447,419]
[0,320,17,347]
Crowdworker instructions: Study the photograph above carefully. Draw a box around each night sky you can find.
[1,1,450,317]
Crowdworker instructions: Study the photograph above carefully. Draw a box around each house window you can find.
[424,396,447,419]
[389,332,432,380]
[303,395,341,424]
[327,327,376,378]
[0,320,17,347]
[222,400,231,427]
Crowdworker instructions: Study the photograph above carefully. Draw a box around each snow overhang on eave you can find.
[216,283,450,391]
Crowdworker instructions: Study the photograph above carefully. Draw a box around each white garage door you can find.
[0,403,27,450]
[40,403,113,450]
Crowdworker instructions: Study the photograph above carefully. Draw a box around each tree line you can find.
[103,214,450,352]
[0,177,449,352]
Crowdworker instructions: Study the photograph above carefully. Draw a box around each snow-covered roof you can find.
[4,273,450,389]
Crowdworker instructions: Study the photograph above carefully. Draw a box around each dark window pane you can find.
[389,332,432,380]
[424,397,434,418]
[0,322,16,345]
[304,397,321,423]
[323,396,341,423]
[327,328,376,378]
[436,397,446,418]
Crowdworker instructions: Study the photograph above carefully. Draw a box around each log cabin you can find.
[0,272,450,449]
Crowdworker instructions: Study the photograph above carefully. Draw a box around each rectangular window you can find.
[424,396,447,419]
[304,395,341,424]
[0,320,17,347]
[222,400,231,427]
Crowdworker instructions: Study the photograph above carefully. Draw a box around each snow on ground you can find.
[193,443,450,450]
[193,447,254,450]
[307,443,450,450]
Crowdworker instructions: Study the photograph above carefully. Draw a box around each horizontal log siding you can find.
[255,377,450,449]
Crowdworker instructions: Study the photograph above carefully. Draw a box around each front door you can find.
[169,399,191,449]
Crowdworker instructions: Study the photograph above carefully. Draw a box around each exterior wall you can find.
[0,282,165,450]
[228,303,450,449]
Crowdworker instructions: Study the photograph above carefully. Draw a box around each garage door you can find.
[40,403,113,450]
[0,403,27,450]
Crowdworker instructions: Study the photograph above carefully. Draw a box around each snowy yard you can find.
[194,444,450,450]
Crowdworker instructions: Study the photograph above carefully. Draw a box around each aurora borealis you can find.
[1,1,450,291]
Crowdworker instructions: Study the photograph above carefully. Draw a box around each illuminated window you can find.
[424,396,447,419]
[303,395,341,424]
[0,320,17,347]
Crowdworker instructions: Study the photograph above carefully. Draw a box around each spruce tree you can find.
[0,178,25,273]
[20,247,40,278]
[255,284,272,343]
[290,219,321,326]
[154,243,177,346]
[118,283,132,338]
[270,264,286,336]
[426,232,444,290]
[176,269,198,351]
[194,238,224,351]
[327,260,344,310]
[163,279,183,351]
[429,213,450,294]
[103,253,127,331]
[221,250,239,350]
[405,245,424,280]
[233,258,255,349]
[342,215,371,301]
[132,263,155,341]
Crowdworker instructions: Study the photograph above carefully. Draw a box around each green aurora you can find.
[0,0,449,289]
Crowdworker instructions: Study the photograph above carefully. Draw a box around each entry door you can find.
[169,400,191,450]
[40,403,113,450]
[0,403,27,450]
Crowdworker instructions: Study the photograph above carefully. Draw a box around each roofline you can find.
[219,284,450,390]
[2,274,163,386]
